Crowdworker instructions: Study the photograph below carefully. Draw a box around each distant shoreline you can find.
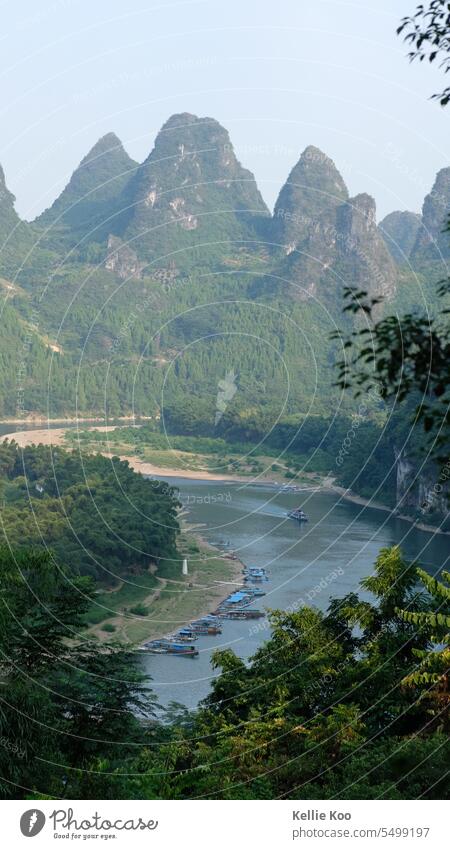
[2,425,447,537]
[1,424,246,646]
[0,415,150,425]
[324,479,449,536]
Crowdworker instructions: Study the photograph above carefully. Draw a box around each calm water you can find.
[141,477,449,710]
[2,425,447,710]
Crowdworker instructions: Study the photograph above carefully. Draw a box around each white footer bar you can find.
[2,799,446,848]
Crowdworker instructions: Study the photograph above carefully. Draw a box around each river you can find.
[140,477,449,711]
[1,424,448,711]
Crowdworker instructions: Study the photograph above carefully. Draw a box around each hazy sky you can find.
[1,0,448,221]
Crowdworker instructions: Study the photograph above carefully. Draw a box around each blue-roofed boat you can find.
[172,628,198,642]
[197,615,221,626]
[243,566,269,583]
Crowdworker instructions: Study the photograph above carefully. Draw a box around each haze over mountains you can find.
[36,132,138,238]
[0,111,448,422]
[3,112,449,278]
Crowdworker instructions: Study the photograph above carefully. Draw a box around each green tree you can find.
[0,546,158,799]
[396,568,450,725]
[398,1,450,105]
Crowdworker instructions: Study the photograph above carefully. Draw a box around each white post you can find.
[182,558,188,576]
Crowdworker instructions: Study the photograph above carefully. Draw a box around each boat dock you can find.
[138,566,270,656]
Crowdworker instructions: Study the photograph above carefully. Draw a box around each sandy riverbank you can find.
[3,426,447,536]
[87,528,246,647]
[112,455,251,482]
[2,426,122,447]
[3,428,251,481]
[3,427,262,481]
[2,426,249,644]
[0,415,151,425]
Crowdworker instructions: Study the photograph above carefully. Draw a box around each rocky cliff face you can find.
[118,113,269,267]
[411,167,450,261]
[24,116,448,291]
[104,235,144,280]
[335,193,397,297]
[379,210,422,263]
[394,447,448,525]
[0,165,17,215]
[272,149,396,302]
[272,145,348,252]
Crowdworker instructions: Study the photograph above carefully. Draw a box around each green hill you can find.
[0,112,447,484]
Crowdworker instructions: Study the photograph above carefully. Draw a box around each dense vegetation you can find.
[0,544,448,799]
[74,394,448,527]
[0,0,448,804]
[0,442,180,583]
[0,88,446,523]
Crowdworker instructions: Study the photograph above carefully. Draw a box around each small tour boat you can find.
[243,566,269,583]
[219,590,253,609]
[172,628,198,642]
[142,639,199,657]
[218,608,265,620]
[287,507,308,522]
[234,585,266,598]
[190,619,222,635]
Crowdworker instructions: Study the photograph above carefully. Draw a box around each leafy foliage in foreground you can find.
[398,1,450,106]
[333,281,450,517]
[154,547,448,800]
[1,545,448,800]
[397,568,450,693]
[0,547,156,799]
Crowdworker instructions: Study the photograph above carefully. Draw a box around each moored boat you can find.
[172,628,198,642]
[239,585,266,596]
[218,590,253,609]
[243,566,269,583]
[190,619,222,635]
[217,608,265,620]
[141,639,199,656]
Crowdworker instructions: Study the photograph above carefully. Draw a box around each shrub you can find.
[129,603,149,616]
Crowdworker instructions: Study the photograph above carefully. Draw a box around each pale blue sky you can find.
[1,0,448,221]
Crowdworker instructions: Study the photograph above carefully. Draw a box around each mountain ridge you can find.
[0,112,447,424]
[35,132,139,249]
[113,112,270,268]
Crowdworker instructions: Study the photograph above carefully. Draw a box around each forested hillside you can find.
[0,442,180,583]
[0,112,446,419]
[0,112,448,521]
